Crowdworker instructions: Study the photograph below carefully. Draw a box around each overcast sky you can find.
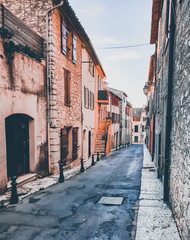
[69,0,155,107]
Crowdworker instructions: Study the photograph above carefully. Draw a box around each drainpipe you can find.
[164,0,176,202]
[46,1,64,174]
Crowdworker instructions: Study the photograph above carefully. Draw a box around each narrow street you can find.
[0,145,143,240]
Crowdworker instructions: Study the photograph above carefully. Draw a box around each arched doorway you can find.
[6,114,30,179]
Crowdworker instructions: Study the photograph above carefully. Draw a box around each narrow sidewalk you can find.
[135,145,181,240]
[0,157,94,208]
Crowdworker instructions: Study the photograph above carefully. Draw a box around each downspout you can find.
[46,0,64,174]
[164,0,176,202]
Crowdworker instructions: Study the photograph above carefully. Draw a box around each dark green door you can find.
[6,114,29,179]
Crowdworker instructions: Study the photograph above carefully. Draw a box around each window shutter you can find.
[64,70,68,104]
[64,70,71,105]
[72,127,78,160]
[72,34,77,63]
[89,91,91,109]
[61,21,67,54]
[61,128,68,166]
[84,86,86,107]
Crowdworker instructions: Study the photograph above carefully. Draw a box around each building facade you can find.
[132,108,146,144]
[106,87,133,147]
[145,0,190,238]
[0,6,47,193]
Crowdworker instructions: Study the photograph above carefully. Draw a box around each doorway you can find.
[6,114,30,179]
[88,130,91,158]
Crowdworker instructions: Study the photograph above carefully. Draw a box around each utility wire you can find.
[95,43,150,50]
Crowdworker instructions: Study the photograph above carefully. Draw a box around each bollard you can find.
[91,154,95,166]
[97,152,100,161]
[59,160,64,183]
[80,158,84,172]
[10,176,19,204]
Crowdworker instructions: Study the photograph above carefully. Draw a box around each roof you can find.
[132,108,142,117]
[150,0,161,44]
[54,0,106,77]
[108,90,122,101]
[107,86,128,98]
[126,100,133,108]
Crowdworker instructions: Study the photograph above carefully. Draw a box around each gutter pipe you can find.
[164,0,176,202]
[46,1,64,174]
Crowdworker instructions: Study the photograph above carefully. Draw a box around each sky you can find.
[69,0,155,107]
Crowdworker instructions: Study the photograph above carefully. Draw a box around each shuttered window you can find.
[61,21,67,55]
[72,34,77,63]
[64,69,71,105]
[61,128,68,166]
[72,127,78,160]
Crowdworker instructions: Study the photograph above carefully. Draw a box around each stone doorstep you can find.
[7,173,37,190]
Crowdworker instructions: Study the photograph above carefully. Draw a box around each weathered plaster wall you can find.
[0,38,46,192]
[82,48,95,160]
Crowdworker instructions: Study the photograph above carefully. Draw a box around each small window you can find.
[135,136,138,142]
[88,90,90,109]
[98,75,101,91]
[135,125,138,132]
[72,34,77,63]
[92,65,95,77]
[142,125,145,132]
[84,86,86,107]
[89,58,92,73]
[61,21,67,55]
[91,92,94,110]
[64,69,71,106]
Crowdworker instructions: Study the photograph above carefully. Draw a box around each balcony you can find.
[98,90,109,104]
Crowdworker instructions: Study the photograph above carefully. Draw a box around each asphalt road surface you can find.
[0,145,143,240]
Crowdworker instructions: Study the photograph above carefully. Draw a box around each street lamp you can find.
[143,82,149,95]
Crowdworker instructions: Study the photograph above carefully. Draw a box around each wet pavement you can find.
[0,145,143,240]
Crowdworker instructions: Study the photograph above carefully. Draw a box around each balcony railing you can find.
[98,90,109,104]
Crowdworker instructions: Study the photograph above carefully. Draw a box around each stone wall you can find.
[169,0,190,238]
[1,0,52,38]
[151,0,190,238]
[48,9,82,172]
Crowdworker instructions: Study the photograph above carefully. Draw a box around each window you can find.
[72,127,78,160]
[84,86,86,107]
[72,34,77,63]
[61,22,67,55]
[98,75,101,91]
[135,136,138,142]
[61,17,77,63]
[135,125,138,132]
[64,69,71,106]
[88,90,90,108]
[89,58,92,73]
[133,117,140,122]
[90,91,94,110]
[92,65,95,77]
[84,87,89,108]
[142,125,145,132]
